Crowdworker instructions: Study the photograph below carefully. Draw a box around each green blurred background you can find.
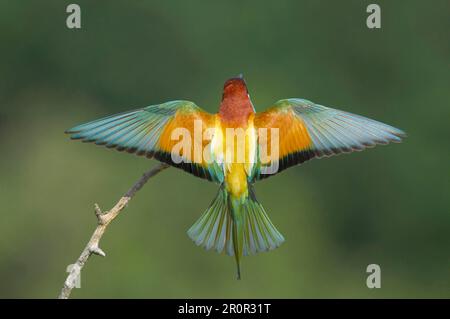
[0,0,449,298]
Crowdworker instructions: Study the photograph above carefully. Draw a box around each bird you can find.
[65,75,405,279]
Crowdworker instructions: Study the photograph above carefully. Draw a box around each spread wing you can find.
[65,100,224,183]
[252,98,405,180]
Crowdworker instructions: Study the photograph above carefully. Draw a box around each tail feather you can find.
[187,187,232,254]
[243,194,285,255]
[187,184,285,278]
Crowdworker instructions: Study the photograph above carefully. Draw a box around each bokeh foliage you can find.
[0,0,449,298]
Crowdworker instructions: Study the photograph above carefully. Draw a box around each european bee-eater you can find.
[66,75,405,279]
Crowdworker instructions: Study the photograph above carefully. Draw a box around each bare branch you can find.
[58,163,170,299]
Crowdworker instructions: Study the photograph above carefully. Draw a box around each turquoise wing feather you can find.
[287,98,406,157]
[65,100,224,183]
[252,98,406,180]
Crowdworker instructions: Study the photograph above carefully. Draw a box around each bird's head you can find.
[219,74,254,122]
[222,74,249,101]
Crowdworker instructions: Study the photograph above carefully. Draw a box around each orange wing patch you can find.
[158,110,215,165]
[254,107,312,163]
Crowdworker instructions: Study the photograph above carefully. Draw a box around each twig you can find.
[58,163,170,299]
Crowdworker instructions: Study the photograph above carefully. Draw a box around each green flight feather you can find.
[65,100,224,183]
